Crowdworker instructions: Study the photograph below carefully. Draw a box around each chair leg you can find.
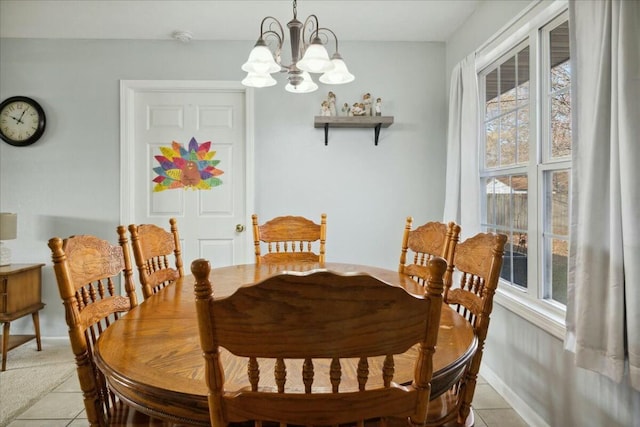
[464,407,474,427]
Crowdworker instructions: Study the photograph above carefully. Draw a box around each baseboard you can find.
[479,365,550,427]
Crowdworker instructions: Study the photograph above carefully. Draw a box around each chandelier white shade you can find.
[241,0,354,92]
[241,43,281,75]
[296,39,333,73]
[319,54,355,84]
[285,71,318,93]
[241,72,277,88]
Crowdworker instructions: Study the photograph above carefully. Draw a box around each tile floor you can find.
[6,374,529,427]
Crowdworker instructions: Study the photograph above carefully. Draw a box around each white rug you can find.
[0,338,76,427]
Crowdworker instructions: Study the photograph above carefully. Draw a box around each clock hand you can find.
[16,107,28,124]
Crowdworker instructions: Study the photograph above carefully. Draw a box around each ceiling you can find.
[0,0,479,42]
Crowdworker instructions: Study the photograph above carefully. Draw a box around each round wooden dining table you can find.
[94,262,477,426]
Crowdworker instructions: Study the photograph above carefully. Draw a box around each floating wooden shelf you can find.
[314,116,394,146]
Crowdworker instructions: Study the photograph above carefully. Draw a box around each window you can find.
[478,9,571,332]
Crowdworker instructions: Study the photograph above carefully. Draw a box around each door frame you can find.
[119,80,255,262]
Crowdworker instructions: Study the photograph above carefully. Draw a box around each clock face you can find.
[0,96,46,146]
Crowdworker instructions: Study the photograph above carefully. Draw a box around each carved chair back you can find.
[426,231,507,426]
[252,214,327,265]
[128,218,183,299]
[48,229,167,426]
[193,258,447,427]
[399,217,461,291]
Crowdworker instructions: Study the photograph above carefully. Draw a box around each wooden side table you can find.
[0,263,46,371]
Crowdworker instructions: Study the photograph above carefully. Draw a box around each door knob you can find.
[235,224,245,233]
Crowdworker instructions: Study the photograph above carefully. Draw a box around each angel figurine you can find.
[363,93,372,116]
[320,100,331,116]
[328,91,337,116]
[375,98,382,116]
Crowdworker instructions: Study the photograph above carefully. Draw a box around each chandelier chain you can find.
[293,0,297,19]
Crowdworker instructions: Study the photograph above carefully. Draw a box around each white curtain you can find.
[566,0,640,390]
[443,54,481,237]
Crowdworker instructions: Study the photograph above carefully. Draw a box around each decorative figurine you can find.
[328,91,337,116]
[363,93,372,116]
[342,102,351,116]
[352,102,365,116]
[320,100,331,116]
[375,98,382,116]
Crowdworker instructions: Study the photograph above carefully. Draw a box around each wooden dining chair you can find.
[426,231,507,427]
[252,213,327,265]
[128,218,184,299]
[399,217,461,291]
[48,228,175,426]
[193,257,447,427]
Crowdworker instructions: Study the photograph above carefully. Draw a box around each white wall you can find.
[0,38,447,337]
[446,1,640,426]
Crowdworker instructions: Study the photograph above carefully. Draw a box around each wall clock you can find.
[0,96,46,146]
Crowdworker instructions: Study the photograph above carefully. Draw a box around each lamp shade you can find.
[319,57,355,84]
[0,213,17,240]
[242,72,278,88]
[285,71,318,93]
[241,44,282,75]
[296,39,333,73]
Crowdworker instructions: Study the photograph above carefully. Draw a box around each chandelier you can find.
[241,0,355,93]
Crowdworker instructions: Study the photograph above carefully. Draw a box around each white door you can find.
[120,80,254,271]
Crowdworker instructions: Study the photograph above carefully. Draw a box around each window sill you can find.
[494,284,566,340]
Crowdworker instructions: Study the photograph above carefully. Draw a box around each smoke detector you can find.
[172,31,193,43]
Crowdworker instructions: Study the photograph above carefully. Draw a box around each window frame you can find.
[475,2,570,339]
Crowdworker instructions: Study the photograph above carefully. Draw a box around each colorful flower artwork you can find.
[152,137,224,192]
